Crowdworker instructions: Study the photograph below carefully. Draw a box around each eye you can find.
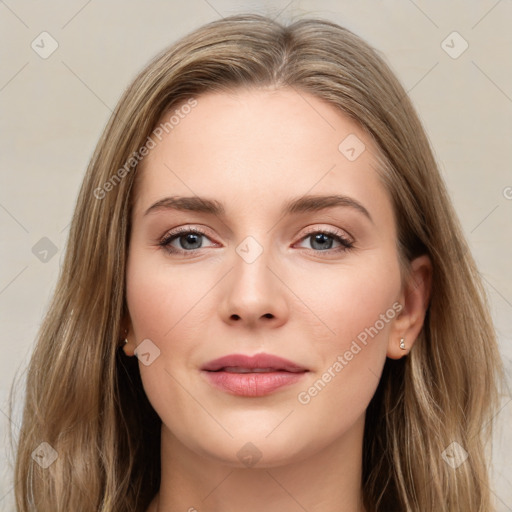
[296,227,354,253]
[158,226,354,257]
[159,227,217,255]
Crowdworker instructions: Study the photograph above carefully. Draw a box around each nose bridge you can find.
[219,232,288,326]
[235,236,272,293]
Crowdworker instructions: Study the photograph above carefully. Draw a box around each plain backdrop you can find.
[1,0,511,510]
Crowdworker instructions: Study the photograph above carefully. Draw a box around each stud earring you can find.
[119,329,128,348]
[399,337,406,350]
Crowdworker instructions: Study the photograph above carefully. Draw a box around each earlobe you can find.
[121,333,136,357]
[119,317,136,357]
[387,254,432,359]
[122,338,135,357]
[388,335,409,359]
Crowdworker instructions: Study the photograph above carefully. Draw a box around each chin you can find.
[190,431,319,469]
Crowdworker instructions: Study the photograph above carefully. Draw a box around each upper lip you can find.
[201,353,308,372]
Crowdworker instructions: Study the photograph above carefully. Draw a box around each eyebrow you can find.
[144,194,373,223]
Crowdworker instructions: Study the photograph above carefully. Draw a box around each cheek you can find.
[125,247,208,341]
[124,250,209,439]
[290,253,401,415]
[292,252,401,350]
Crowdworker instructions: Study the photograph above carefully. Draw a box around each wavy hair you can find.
[10,13,503,512]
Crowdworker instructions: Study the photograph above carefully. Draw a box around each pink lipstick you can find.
[201,353,308,397]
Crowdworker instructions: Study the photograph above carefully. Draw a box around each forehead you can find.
[132,87,392,224]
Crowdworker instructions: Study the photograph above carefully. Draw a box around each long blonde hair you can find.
[10,13,503,511]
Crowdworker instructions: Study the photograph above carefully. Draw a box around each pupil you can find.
[182,233,201,249]
[312,233,332,250]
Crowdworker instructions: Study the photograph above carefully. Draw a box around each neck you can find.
[150,415,366,512]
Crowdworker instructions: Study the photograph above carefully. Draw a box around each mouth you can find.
[201,353,309,397]
[215,367,304,373]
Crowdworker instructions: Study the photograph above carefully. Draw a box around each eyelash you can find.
[158,226,354,257]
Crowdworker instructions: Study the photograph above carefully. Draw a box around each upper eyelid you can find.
[299,225,353,242]
[160,226,216,244]
[160,225,353,247]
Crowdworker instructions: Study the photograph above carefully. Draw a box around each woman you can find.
[11,13,503,512]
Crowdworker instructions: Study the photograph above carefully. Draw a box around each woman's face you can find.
[125,87,406,467]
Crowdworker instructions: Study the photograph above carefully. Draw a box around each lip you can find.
[201,353,309,397]
[201,353,308,372]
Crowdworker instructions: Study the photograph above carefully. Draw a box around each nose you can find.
[218,241,289,329]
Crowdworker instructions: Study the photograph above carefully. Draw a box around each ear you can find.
[120,313,135,357]
[387,254,432,359]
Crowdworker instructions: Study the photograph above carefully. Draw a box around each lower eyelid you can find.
[159,228,353,253]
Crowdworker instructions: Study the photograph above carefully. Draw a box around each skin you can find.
[122,87,431,512]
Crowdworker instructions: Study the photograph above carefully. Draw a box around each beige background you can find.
[1,0,511,510]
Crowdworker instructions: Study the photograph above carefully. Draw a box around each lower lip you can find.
[202,370,307,397]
